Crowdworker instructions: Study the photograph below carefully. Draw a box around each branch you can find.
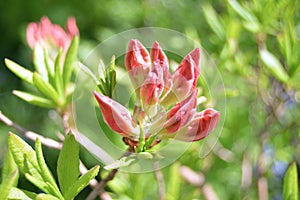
[0,110,62,149]
[86,168,118,200]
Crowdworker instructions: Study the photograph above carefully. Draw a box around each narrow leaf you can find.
[228,0,258,23]
[4,58,33,84]
[283,162,298,200]
[0,170,18,200]
[64,166,100,200]
[57,134,80,196]
[8,132,41,176]
[24,154,43,181]
[25,173,51,194]
[44,48,55,85]
[36,194,60,200]
[33,44,48,81]
[54,49,64,97]
[63,36,79,89]
[33,72,64,106]
[203,4,225,40]
[2,150,19,187]
[13,90,56,108]
[104,156,137,170]
[8,188,37,200]
[259,48,289,83]
[35,138,62,198]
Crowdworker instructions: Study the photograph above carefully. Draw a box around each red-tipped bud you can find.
[150,41,172,94]
[94,91,139,138]
[140,65,164,106]
[125,39,150,83]
[26,16,79,50]
[176,108,220,142]
[163,90,198,133]
[171,48,200,101]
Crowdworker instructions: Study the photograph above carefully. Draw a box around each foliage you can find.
[0,0,299,199]
[0,133,99,200]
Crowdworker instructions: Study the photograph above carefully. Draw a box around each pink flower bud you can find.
[26,16,79,50]
[94,91,139,138]
[150,42,172,95]
[176,108,220,142]
[140,64,164,106]
[171,48,200,101]
[125,39,151,88]
[163,90,198,133]
[66,17,79,37]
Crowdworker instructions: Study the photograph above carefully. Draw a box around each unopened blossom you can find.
[94,91,139,138]
[174,108,220,142]
[166,48,200,104]
[163,89,198,133]
[125,39,151,90]
[26,16,79,53]
[94,39,219,150]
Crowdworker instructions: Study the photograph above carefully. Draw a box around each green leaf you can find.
[12,90,56,108]
[283,162,298,200]
[32,72,64,106]
[43,48,55,85]
[35,138,62,198]
[25,173,53,195]
[202,4,225,40]
[63,36,79,89]
[4,58,33,84]
[104,156,137,170]
[228,0,260,32]
[108,56,117,97]
[0,170,18,200]
[228,0,258,23]
[36,194,60,200]
[64,165,100,200]
[259,48,289,83]
[57,134,80,196]
[33,44,48,81]
[54,49,64,97]
[8,188,37,200]
[2,150,19,187]
[24,156,43,182]
[8,133,41,178]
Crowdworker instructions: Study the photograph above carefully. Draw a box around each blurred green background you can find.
[1,0,300,199]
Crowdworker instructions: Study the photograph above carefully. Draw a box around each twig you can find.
[86,151,131,200]
[179,165,219,200]
[0,111,62,149]
[153,162,165,200]
[202,184,219,200]
[258,177,268,200]
[86,168,119,200]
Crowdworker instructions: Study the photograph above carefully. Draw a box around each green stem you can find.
[137,124,145,152]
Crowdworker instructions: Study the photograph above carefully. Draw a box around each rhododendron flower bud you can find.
[94,91,139,138]
[163,90,198,133]
[175,108,220,142]
[125,39,151,88]
[140,64,164,106]
[170,48,200,102]
[26,16,79,52]
[150,42,172,94]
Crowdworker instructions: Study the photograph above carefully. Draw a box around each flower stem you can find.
[137,124,145,152]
